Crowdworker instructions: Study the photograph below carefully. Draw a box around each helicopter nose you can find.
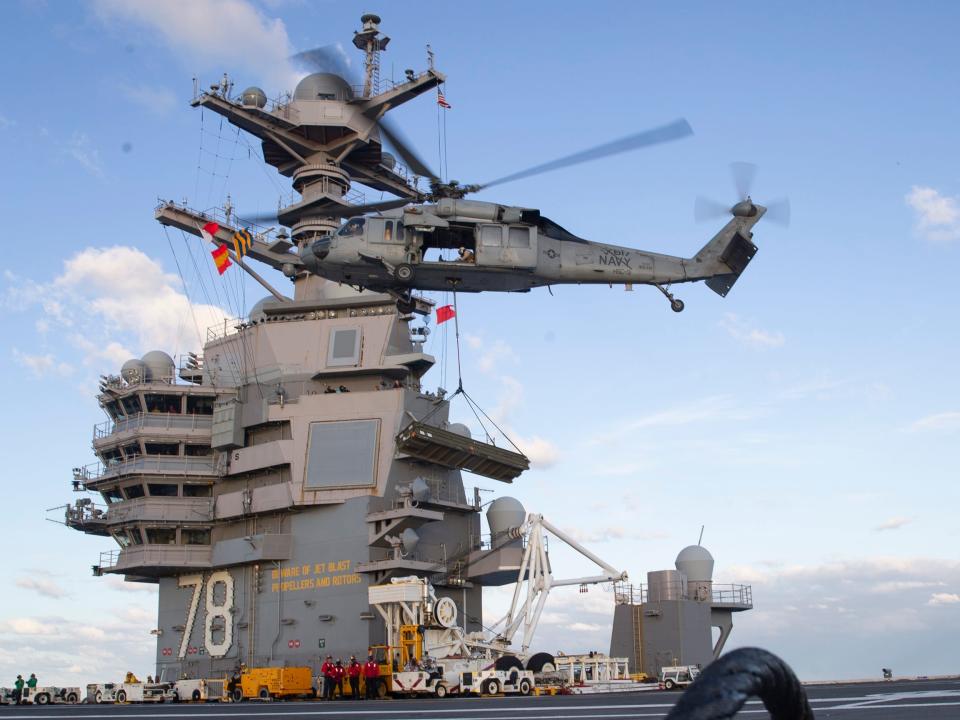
[311,236,332,260]
[731,198,758,218]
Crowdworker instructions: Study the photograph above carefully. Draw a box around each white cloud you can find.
[12,349,74,378]
[106,577,159,594]
[906,186,960,242]
[477,339,517,373]
[93,0,300,92]
[720,313,785,348]
[487,375,559,468]
[908,411,960,433]
[874,516,912,532]
[15,576,70,600]
[66,132,104,178]
[0,618,59,636]
[4,246,230,371]
[119,83,178,115]
[928,593,960,606]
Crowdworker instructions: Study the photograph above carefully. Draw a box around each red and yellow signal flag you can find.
[436,305,456,324]
[210,244,232,275]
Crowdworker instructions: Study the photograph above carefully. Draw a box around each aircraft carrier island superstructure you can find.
[58,14,756,684]
[65,275,531,679]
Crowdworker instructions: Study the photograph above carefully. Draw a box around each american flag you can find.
[437,89,452,109]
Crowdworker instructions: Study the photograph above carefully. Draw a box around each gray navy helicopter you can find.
[183,14,788,314]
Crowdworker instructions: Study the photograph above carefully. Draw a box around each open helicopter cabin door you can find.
[476,224,537,269]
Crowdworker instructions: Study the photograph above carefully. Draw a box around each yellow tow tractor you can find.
[232,667,315,702]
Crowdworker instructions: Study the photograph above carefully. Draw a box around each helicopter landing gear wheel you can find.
[655,284,684,313]
[395,263,414,284]
[396,293,416,314]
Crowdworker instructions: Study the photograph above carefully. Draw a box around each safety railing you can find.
[77,456,218,486]
[93,413,214,441]
[614,581,753,607]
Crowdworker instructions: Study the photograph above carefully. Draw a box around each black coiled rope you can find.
[665,648,814,720]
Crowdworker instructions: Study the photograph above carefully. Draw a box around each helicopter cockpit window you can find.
[508,226,530,248]
[338,217,365,237]
[481,225,502,247]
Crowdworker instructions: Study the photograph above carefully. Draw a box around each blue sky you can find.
[1,0,959,684]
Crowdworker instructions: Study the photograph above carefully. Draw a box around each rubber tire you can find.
[396,264,414,284]
[258,687,270,700]
[481,679,499,696]
[171,692,180,704]
[518,679,532,696]
[671,299,685,313]
[116,690,127,703]
[94,691,103,704]
[435,684,447,699]
[36,693,50,705]
[232,688,244,702]
[376,681,387,699]
[66,693,79,704]
[495,655,525,672]
[664,679,676,690]
[526,652,556,674]
[192,689,201,702]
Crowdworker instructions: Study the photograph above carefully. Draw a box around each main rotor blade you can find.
[764,197,791,227]
[238,198,411,226]
[694,196,732,223]
[730,161,757,201]
[290,45,356,83]
[478,119,694,191]
[374,116,440,181]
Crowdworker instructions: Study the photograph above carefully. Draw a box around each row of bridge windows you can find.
[101,482,212,503]
[103,394,215,420]
[113,526,211,547]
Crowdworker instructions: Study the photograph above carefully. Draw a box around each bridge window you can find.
[182,529,211,545]
[100,448,122,466]
[145,528,177,545]
[124,484,145,500]
[144,442,179,456]
[305,419,379,488]
[128,529,144,545]
[185,444,212,456]
[103,400,122,419]
[481,225,502,247]
[327,327,361,367]
[120,395,142,415]
[145,394,182,413]
[148,483,179,497]
[186,396,214,415]
[122,443,141,459]
[102,488,124,504]
[508,226,530,248]
[183,484,212,497]
[113,532,132,548]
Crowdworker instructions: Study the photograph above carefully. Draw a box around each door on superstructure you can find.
[476,224,537,268]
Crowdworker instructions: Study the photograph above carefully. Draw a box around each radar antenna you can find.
[353,13,390,97]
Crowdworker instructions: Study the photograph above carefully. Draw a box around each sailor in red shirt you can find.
[332,659,345,698]
[347,656,361,699]
[319,655,335,700]
[364,652,381,699]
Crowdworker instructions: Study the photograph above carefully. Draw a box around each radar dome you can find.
[486,496,526,538]
[675,545,715,582]
[446,422,471,438]
[294,73,354,102]
[380,151,397,170]
[121,358,148,384]
[141,350,175,383]
[241,86,267,108]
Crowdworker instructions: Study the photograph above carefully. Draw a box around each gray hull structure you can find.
[66,280,528,679]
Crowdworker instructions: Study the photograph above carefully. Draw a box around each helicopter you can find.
[176,15,787,313]
[299,183,766,314]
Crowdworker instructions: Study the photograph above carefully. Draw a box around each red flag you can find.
[201,221,220,244]
[211,244,232,275]
[436,305,455,324]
